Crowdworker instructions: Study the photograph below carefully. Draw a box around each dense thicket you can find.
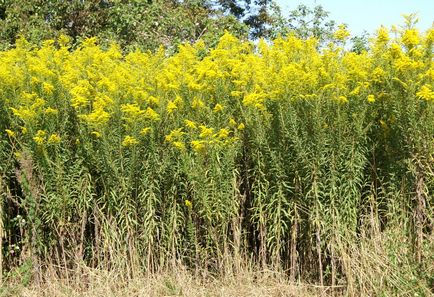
[0,0,250,50]
[0,17,433,295]
[0,0,345,50]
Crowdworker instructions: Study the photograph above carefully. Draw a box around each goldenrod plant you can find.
[0,16,433,295]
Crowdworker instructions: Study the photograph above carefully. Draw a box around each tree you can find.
[351,31,370,53]
[216,0,274,38]
[0,0,249,50]
[268,4,337,44]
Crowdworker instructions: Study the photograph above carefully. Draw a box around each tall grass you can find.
[0,18,433,295]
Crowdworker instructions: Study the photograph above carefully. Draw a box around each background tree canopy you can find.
[0,0,352,50]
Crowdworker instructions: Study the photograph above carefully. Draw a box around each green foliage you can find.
[0,0,249,50]
[216,0,274,38]
[351,31,370,53]
[268,4,336,43]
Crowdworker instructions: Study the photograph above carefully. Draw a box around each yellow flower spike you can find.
[147,96,160,106]
[31,77,41,86]
[230,91,243,97]
[243,93,265,108]
[191,97,205,109]
[121,103,145,118]
[402,28,420,49]
[367,95,376,103]
[213,103,224,113]
[48,134,61,144]
[349,86,361,96]
[199,125,214,138]
[188,81,204,91]
[42,82,54,95]
[80,108,111,126]
[58,34,71,47]
[237,123,245,130]
[229,118,237,127]
[91,131,102,138]
[337,96,349,104]
[376,26,390,44]
[191,140,206,152]
[165,128,185,142]
[184,120,197,129]
[184,199,192,208]
[36,130,46,137]
[140,127,152,136]
[167,101,177,114]
[122,135,139,147]
[82,37,98,47]
[5,129,15,137]
[416,85,434,101]
[145,107,160,121]
[44,107,59,115]
[172,141,186,151]
[174,95,184,106]
[21,127,27,134]
[334,24,350,41]
[33,136,44,145]
[216,128,230,139]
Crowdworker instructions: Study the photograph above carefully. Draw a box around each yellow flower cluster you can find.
[0,23,432,153]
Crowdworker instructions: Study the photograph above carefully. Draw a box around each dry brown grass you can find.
[1,265,334,297]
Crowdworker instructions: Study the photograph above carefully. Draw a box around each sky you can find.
[274,0,434,36]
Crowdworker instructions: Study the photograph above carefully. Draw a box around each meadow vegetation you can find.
[0,13,433,296]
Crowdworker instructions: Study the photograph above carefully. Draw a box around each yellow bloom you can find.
[216,128,230,139]
[213,103,224,112]
[376,26,390,44]
[11,107,37,122]
[402,29,420,48]
[42,82,54,95]
[416,85,434,101]
[140,127,152,136]
[165,128,184,142]
[337,96,349,104]
[122,135,139,147]
[334,24,350,41]
[147,96,160,106]
[44,107,59,115]
[243,93,264,108]
[5,129,15,137]
[199,125,214,138]
[184,120,197,129]
[33,130,46,144]
[80,108,111,126]
[91,131,102,138]
[367,95,376,103]
[145,107,160,121]
[121,103,145,119]
[237,123,245,130]
[230,91,243,97]
[172,141,185,151]
[191,140,206,152]
[167,101,177,114]
[229,118,237,127]
[185,199,192,208]
[349,86,361,96]
[48,133,61,144]
[191,97,205,109]
[58,34,71,47]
